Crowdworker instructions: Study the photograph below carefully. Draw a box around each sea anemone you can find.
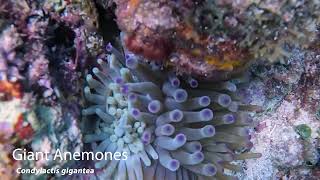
[83,44,261,179]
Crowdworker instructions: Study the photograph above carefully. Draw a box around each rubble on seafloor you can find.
[0,0,319,179]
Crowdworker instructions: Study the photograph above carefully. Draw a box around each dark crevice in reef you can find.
[45,19,80,97]
[94,0,120,45]
[46,21,76,48]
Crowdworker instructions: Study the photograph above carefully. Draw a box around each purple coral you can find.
[83,44,260,179]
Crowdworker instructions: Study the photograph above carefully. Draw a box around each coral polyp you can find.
[83,44,261,179]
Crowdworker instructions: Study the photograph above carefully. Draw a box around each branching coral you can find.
[83,44,261,179]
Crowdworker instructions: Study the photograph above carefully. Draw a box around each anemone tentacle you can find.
[83,44,261,179]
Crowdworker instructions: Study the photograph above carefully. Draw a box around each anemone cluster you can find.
[83,44,261,179]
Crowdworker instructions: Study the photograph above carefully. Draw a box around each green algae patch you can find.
[295,124,312,140]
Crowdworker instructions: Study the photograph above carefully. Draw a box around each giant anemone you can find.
[82,44,261,180]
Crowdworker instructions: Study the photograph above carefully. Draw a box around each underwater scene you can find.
[0,0,319,179]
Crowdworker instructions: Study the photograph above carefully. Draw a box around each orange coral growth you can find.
[128,0,140,9]
[14,114,34,140]
[125,34,173,61]
[0,80,23,100]
[126,0,141,15]
[204,42,250,71]
[176,23,250,71]
[204,56,235,71]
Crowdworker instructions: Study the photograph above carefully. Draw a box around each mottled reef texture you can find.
[239,47,320,180]
[0,0,96,178]
[113,0,320,80]
[0,0,319,179]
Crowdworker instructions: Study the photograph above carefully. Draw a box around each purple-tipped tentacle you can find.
[179,125,215,141]
[189,90,231,107]
[222,114,235,124]
[171,150,204,165]
[217,94,232,108]
[128,93,138,102]
[106,43,125,61]
[157,147,180,171]
[125,82,163,99]
[141,128,153,145]
[130,108,156,123]
[182,108,214,123]
[156,109,183,125]
[155,134,186,150]
[162,82,188,102]
[188,77,198,88]
[168,74,181,88]
[130,108,141,119]
[138,94,153,106]
[223,81,237,92]
[173,89,188,103]
[155,124,175,136]
[164,96,211,111]
[183,141,202,153]
[126,57,138,69]
[148,100,162,114]
[211,113,236,126]
[115,77,124,84]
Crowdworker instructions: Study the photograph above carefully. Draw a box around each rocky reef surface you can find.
[0,0,319,179]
